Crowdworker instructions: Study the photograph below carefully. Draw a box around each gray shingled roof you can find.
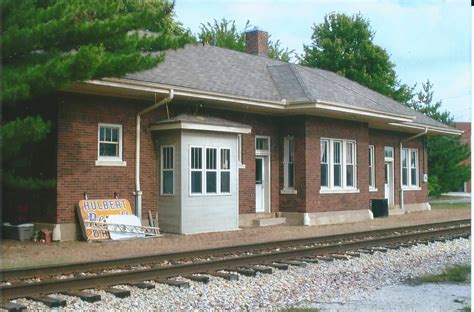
[125,43,450,130]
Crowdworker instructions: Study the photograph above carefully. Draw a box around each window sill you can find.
[95,160,127,167]
[369,187,378,192]
[402,186,422,191]
[319,188,360,194]
[280,188,298,195]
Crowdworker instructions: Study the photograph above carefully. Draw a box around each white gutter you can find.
[399,127,428,210]
[134,89,174,219]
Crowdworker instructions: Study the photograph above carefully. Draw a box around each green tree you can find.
[408,80,470,195]
[300,12,413,103]
[197,18,294,62]
[2,0,192,193]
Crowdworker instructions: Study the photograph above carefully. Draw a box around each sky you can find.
[174,0,472,122]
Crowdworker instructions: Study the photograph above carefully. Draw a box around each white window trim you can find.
[402,148,420,190]
[255,135,271,156]
[368,145,376,191]
[320,137,359,194]
[189,145,232,196]
[282,136,296,193]
[95,123,126,167]
[220,148,231,194]
[160,145,175,196]
[237,134,245,169]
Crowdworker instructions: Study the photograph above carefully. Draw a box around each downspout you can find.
[399,127,428,210]
[135,89,174,219]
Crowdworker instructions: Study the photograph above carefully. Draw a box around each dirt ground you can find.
[1,207,470,270]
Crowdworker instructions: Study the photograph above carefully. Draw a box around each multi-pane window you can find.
[320,138,357,190]
[368,145,375,189]
[346,142,355,187]
[206,148,217,193]
[190,146,231,195]
[320,140,329,187]
[283,137,295,189]
[333,140,342,187]
[98,124,122,160]
[220,149,231,193]
[402,148,419,187]
[256,137,269,151]
[161,146,174,195]
[191,147,203,194]
[384,146,394,159]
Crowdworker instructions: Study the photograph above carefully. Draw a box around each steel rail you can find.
[1,222,470,300]
[1,219,470,281]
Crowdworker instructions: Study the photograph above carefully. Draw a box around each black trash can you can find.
[371,199,389,218]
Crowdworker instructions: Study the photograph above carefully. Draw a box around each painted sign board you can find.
[77,199,133,241]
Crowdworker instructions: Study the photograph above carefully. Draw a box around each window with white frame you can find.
[161,146,174,195]
[97,124,124,165]
[191,147,203,194]
[402,148,419,188]
[237,134,243,167]
[206,148,218,193]
[368,145,375,190]
[283,137,295,189]
[256,137,269,151]
[320,138,357,191]
[220,149,231,193]
[190,146,232,195]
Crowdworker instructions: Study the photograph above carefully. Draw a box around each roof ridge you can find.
[287,64,313,100]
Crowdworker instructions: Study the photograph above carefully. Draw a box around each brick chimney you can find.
[245,27,269,57]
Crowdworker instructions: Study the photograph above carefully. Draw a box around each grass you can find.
[461,306,471,312]
[418,264,471,283]
[430,202,470,210]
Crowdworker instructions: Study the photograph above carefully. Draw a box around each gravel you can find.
[12,237,470,311]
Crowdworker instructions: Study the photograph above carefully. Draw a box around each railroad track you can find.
[1,219,470,309]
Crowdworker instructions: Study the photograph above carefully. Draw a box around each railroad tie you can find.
[251,266,273,274]
[103,287,131,298]
[344,252,361,258]
[0,302,27,312]
[183,274,210,284]
[267,263,288,270]
[316,256,334,262]
[128,282,155,290]
[157,279,190,288]
[358,249,375,255]
[207,271,239,281]
[384,245,400,250]
[230,268,257,277]
[328,254,350,261]
[370,247,388,253]
[299,258,319,264]
[63,291,101,303]
[279,260,307,267]
[27,296,67,308]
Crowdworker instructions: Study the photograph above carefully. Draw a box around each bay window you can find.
[320,138,358,192]
[190,146,232,195]
[161,146,174,195]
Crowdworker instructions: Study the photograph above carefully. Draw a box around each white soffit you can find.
[151,121,251,134]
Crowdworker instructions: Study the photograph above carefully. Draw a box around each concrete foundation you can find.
[239,213,274,227]
[281,209,374,226]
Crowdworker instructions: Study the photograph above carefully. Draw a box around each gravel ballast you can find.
[12,237,470,311]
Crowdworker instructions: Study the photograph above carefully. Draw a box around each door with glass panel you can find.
[255,157,265,212]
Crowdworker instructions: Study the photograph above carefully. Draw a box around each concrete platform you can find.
[1,207,470,270]
[252,217,286,227]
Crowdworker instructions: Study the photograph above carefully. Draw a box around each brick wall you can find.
[56,93,162,223]
[305,116,370,212]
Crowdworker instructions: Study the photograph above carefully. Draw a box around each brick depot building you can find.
[454,122,471,193]
[44,30,463,240]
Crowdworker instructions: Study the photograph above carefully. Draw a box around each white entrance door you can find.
[384,161,394,207]
[255,157,265,212]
